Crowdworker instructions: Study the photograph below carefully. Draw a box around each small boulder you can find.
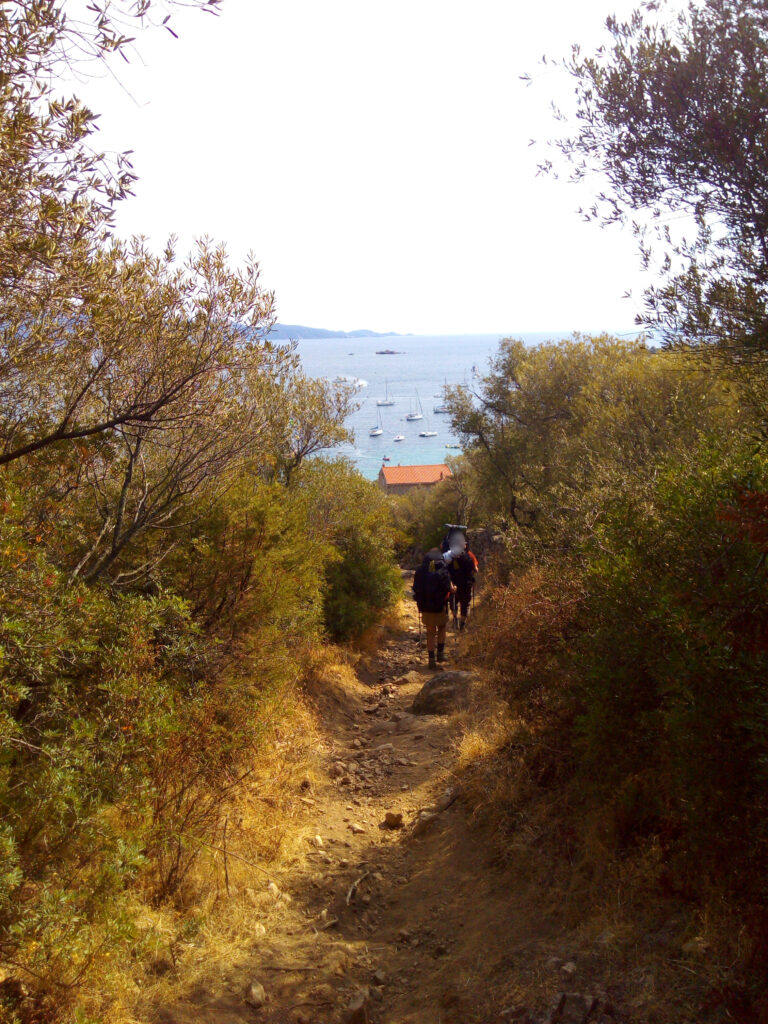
[369,720,398,736]
[343,987,371,1024]
[383,811,404,829]
[244,980,266,1008]
[411,671,474,715]
[395,670,423,686]
[412,810,438,835]
[394,713,416,733]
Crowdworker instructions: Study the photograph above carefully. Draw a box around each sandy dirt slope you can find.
[146,596,542,1024]
[141,593,739,1024]
[146,597,690,1024]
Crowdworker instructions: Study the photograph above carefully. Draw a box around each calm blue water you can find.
[293,331,632,479]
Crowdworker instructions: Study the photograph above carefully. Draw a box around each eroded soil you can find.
[146,599,713,1024]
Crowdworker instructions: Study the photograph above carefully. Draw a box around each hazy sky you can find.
[74,0,663,334]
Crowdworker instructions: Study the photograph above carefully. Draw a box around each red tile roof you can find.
[379,464,452,485]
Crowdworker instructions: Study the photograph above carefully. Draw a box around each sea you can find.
[292,331,638,480]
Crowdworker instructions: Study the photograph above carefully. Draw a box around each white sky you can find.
[73,0,661,334]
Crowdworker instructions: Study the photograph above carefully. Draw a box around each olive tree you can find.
[550,0,768,352]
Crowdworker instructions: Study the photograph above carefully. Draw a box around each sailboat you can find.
[405,391,424,421]
[376,379,395,407]
[369,409,384,437]
[433,377,450,413]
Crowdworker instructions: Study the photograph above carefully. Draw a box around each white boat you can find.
[419,430,438,437]
[393,434,405,442]
[333,375,368,389]
[433,378,450,412]
[405,391,424,421]
[376,379,395,407]
[369,409,383,437]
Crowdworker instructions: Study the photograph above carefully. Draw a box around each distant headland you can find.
[268,324,409,341]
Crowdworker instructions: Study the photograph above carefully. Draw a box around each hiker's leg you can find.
[422,613,439,660]
[422,614,439,668]
[425,622,436,651]
[459,591,471,629]
[436,610,448,662]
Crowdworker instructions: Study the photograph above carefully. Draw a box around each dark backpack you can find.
[413,555,451,613]
[447,550,476,589]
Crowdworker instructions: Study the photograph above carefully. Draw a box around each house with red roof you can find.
[377,463,452,494]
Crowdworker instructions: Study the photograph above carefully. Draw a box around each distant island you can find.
[268,324,408,341]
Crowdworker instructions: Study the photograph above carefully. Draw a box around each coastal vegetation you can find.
[5,0,768,1019]
[0,5,400,1020]
[426,0,768,1012]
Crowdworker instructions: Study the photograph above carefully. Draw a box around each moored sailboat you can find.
[405,391,424,421]
[376,379,395,407]
[369,409,384,436]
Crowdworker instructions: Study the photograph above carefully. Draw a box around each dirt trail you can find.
[143,585,732,1024]
[150,600,595,1024]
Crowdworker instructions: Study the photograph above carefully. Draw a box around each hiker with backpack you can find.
[440,525,479,630]
[412,547,456,669]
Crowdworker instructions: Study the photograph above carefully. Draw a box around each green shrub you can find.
[296,459,402,640]
[0,499,199,993]
[572,439,768,889]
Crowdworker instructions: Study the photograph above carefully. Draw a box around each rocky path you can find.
[153,598,626,1024]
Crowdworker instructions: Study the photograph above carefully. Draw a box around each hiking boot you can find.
[428,650,437,669]
[459,618,466,631]
[436,643,446,663]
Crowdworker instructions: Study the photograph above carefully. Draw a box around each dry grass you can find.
[448,661,760,1022]
[69,651,340,1024]
[352,598,411,658]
